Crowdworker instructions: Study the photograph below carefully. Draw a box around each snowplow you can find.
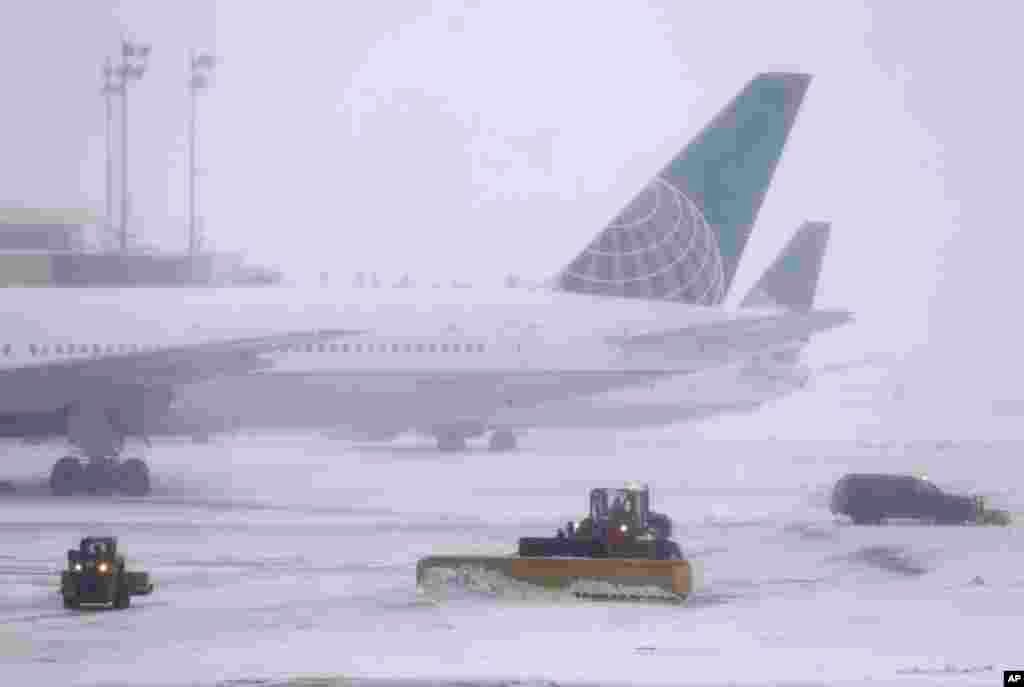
[416,483,699,603]
[60,536,154,610]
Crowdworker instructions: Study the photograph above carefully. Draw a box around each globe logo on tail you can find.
[559,176,726,306]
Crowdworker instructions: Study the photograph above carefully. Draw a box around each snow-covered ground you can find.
[1,433,1021,686]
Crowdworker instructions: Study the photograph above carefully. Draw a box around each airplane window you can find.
[452,343,461,353]
[415,343,424,353]
[392,343,400,353]
[93,344,101,354]
[29,344,38,356]
[1,344,10,356]
[428,343,437,353]
[355,343,362,353]
[441,343,450,353]
[316,344,324,353]
[403,343,412,352]
[341,343,349,353]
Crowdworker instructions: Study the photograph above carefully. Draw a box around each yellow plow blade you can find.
[416,555,699,603]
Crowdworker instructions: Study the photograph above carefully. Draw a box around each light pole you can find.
[188,51,217,257]
[118,38,150,252]
[100,58,120,244]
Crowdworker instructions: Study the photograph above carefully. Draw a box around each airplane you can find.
[0,71,851,496]
[161,221,841,448]
[149,75,846,447]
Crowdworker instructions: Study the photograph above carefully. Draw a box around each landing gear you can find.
[83,459,118,495]
[488,431,518,452]
[49,398,157,497]
[117,458,151,497]
[50,456,84,496]
[48,456,152,497]
[436,433,467,452]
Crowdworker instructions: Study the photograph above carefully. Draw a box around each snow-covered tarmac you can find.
[1,434,1021,686]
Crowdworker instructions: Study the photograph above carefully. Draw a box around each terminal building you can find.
[0,208,281,287]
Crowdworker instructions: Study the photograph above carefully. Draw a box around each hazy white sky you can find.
[2,1,1021,438]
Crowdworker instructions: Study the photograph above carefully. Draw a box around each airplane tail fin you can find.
[555,72,811,305]
[740,221,831,311]
[739,221,832,373]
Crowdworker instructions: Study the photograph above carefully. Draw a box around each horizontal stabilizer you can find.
[607,309,852,356]
[814,353,898,377]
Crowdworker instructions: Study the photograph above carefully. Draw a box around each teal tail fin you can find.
[556,72,812,305]
[740,221,831,311]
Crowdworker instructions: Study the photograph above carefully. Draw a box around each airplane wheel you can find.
[117,459,151,497]
[488,431,517,452]
[50,457,83,496]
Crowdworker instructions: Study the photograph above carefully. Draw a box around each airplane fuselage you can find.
[0,285,774,417]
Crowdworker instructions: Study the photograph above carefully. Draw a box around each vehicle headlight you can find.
[619,524,628,533]
[73,563,82,572]
[98,562,109,574]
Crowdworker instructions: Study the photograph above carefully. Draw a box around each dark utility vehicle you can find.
[61,536,154,609]
[830,473,1011,526]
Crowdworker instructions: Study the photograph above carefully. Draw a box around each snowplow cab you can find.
[597,486,648,539]
[67,537,122,573]
[78,536,118,560]
[572,484,658,540]
[519,483,681,560]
